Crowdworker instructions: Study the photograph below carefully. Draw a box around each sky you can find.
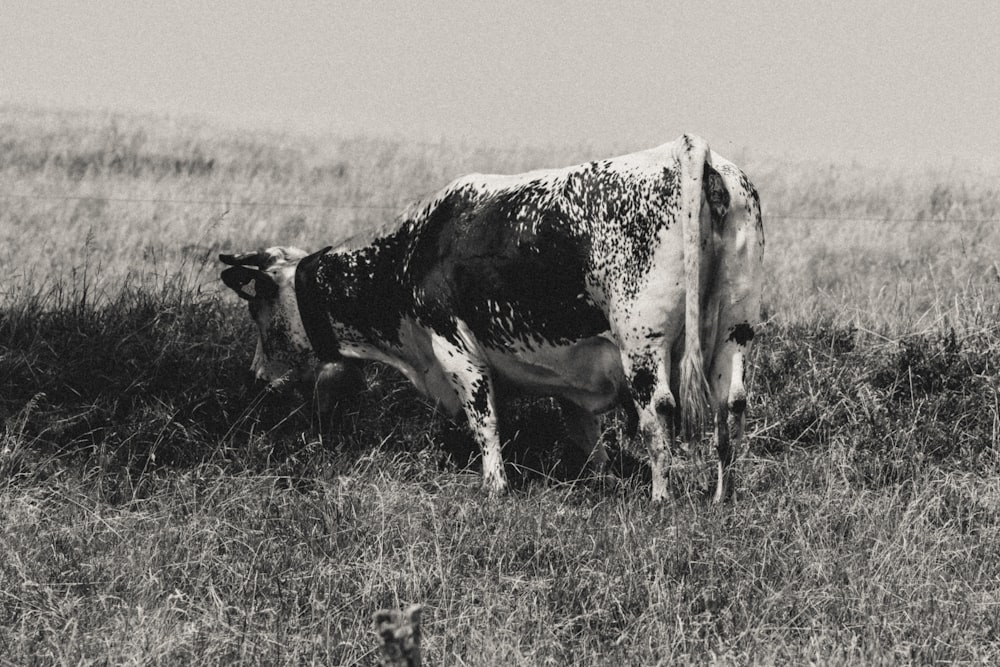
[2,1,998,166]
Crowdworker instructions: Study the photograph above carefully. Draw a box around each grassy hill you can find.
[1,105,998,664]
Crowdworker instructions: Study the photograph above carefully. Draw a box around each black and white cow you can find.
[221,134,764,502]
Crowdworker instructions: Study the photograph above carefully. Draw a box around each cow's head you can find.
[220,246,321,386]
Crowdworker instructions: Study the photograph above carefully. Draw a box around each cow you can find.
[220,134,764,502]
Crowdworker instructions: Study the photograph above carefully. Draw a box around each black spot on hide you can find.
[728,322,755,346]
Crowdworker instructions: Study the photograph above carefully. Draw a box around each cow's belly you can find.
[343,319,625,417]
[485,335,625,414]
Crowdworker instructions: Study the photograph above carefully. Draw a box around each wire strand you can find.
[0,191,996,224]
[0,192,402,210]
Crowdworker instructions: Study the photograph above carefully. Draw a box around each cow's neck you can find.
[296,231,412,358]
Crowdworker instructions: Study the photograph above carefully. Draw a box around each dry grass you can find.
[1,105,999,664]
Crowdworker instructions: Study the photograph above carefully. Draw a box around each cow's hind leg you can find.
[710,336,751,503]
[430,323,507,495]
[621,349,678,502]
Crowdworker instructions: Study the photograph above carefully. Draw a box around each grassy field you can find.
[1,105,999,665]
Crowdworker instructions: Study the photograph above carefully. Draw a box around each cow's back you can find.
[397,144,688,349]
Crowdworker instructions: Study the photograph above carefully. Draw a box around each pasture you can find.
[1,106,999,665]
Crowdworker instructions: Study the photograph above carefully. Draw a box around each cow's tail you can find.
[676,134,713,436]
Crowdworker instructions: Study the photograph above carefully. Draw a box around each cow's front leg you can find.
[430,324,507,495]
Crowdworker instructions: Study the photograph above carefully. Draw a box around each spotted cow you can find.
[221,134,764,502]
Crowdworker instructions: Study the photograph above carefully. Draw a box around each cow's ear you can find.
[221,266,276,301]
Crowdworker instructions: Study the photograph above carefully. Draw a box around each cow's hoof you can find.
[483,480,509,497]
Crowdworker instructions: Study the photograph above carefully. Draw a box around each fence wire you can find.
[0,191,996,225]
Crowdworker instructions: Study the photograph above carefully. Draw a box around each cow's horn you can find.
[219,250,271,269]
